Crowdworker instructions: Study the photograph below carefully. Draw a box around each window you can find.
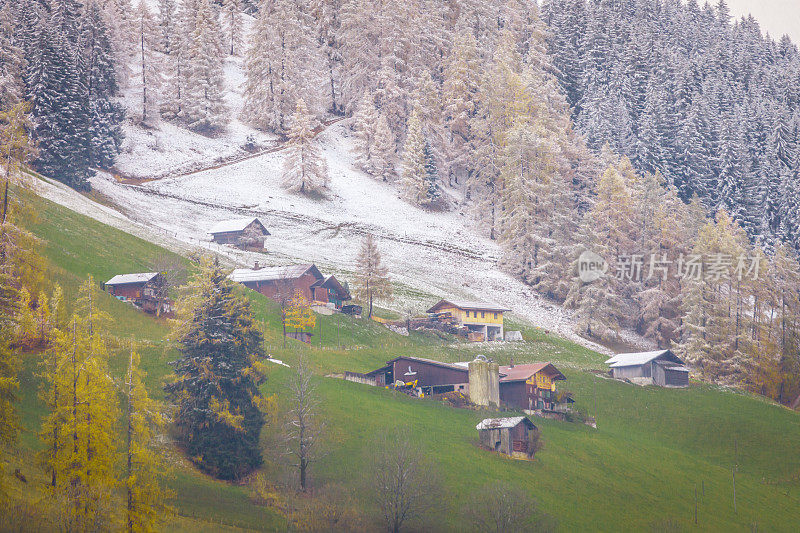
[481,312,485,318]
[494,313,498,319]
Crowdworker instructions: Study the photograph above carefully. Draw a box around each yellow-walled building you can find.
[426,299,510,341]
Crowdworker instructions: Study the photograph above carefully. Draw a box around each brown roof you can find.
[498,362,566,382]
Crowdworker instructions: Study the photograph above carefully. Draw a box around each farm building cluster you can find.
[227,263,356,313]
[347,355,572,414]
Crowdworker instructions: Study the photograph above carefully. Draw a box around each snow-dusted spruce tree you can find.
[133,0,162,125]
[442,29,480,186]
[81,1,125,169]
[371,113,396,182]
[282,98,328,194]
[242,0,322,133]
[99,0,135,87]
[0,3,26,106]
[157,0,177,55]
[160,0,192,120]
[399,109,430,206]
[352,91,379,174]
[222,0,242,56]
[27,8,93,189]
[183,0,228,132]
[421,139,441,205]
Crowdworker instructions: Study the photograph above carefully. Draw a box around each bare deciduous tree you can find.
[465,482,555,533]
[354,234,392,318]
[370,430,438,533]
[151,253,186,315]
[284,355,325,492]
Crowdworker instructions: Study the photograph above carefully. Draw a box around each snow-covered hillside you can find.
[29,5,654,356]
[88,119,616,348]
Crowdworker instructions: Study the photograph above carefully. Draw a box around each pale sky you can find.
[727,0,800,43]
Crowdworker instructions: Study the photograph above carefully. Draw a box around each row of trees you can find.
[2,0,124,189]
[38,278,170,531]
[541,0,800,252]
[564,153,800,400]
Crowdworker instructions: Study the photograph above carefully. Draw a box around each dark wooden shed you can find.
[476,417,538,457]
[208,218,270,246]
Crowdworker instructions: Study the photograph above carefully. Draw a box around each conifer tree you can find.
[353,91,379,175]
[242,0,321,133]
[81,0,124,169]
[125,349,172,532]
[183,0,228,132]
[40,276,120,530]
[285,290,316,339]
[134,0,162,125]
[282,98,328,194]
[354,233,391,318]
[27,14,92,189]
[442,29,480,186]
[399,109,429,206]
[166,258,266,480]
[0,225,19,501]
[371,113,396,182]
[157,0,177,55]
[222,0,242,56]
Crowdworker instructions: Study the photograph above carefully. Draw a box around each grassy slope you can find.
[11,188,800,531]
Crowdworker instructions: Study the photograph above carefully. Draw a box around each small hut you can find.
[605,349,689,387]
[208,218,270,246]
[476,416,539,458]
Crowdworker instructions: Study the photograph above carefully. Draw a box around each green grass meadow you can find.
[6,188,800,531]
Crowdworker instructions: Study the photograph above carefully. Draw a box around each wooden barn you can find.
[605,350,689,387]
[103,272,172,315]
[498,362,566,411]
[208,217,270,246]
[228,263,351,309]
[476,417,538,458]
[365,356,470,394]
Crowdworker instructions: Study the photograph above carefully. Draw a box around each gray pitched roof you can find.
[208,217,266,235]
[228,264,316,283]
[605,349,684,368]
[476,416,535,430]
[105,272,160,286]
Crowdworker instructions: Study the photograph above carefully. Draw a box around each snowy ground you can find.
[68,118,642,355]
[30,9,655,356]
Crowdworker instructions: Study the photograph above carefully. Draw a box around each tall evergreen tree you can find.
[166,258,267,480]
[27,13,92,189]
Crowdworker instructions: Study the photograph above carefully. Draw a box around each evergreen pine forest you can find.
[2,0,800,531]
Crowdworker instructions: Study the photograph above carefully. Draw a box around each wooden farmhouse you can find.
[103,272,172,315]
[228,263,351,309]
[426,299,510,341]
[605,350,689,387]
[498,362,567,411]
[476,417,538,458]
[208,217,270,246]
